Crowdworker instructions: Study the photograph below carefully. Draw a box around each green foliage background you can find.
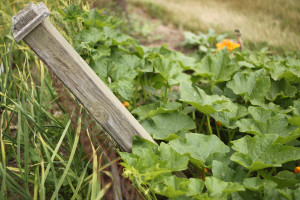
[1,1,300,199]
[62,3,300,199]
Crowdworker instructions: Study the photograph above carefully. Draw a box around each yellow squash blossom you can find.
[123,101,129,107]
[216,39,240,52]
[295,166,300,174]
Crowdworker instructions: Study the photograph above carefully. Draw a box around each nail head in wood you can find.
[12,2,50,42]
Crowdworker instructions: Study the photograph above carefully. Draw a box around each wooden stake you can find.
[11,2,155,152]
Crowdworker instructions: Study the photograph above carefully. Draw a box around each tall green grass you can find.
[0,0,115,199]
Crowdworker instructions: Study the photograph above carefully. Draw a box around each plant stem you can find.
[198,114,206,133]
[206,115,213,135]
[210,83,214,93]
[192,110,197,132]
[76,18,82,32]
[133,75,140,108]
[143,73,148,101]
[228,129,236,142]
[192,110,196,120]
[164,82,168,104]
[246,170,252,178]
[258,170,269,180]
[141,78,147,102]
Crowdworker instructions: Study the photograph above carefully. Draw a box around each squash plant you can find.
[61,4,300,200]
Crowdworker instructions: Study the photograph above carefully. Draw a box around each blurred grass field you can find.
[130,0,300,52]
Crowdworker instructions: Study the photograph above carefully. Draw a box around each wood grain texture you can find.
[11,2,49,42]
[12,3,155,152]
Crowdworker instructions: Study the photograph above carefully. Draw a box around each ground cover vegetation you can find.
[62,3,300,200]
[1,0,300,199]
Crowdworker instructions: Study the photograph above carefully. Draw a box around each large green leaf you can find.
[265,60,300,82]
[236,106,299,143]
[285,58,300,80]
[180,81,230,115]
[152,55,191,85]
[226,69,271,104]
[120,137,189,182]
[230,134,300,171]
[89,45,111,81]
[194,48,239,88]
[237,61,255,69]
[154,46,198,71]
[103,26,134,45]
[231,191,261,200]
[83,8,115,28]
[205,177,245,200]
[170,51,198,71]
[62,4,84,20]
[277,187,300,200]
[263,181,282,200]
[243,177,276,191]
[74,27,106,46]
[145,102,182,118]
[265,79,297,101]
[138,58,153,72]
[107,54,140,99]
[153,55,181,79]
[235,48,269,68]
[121,138,200,199]
[141,111,196,140]
[132,102,182,120]
[159,143,189,171]
[112,54,141,70]
[265,61,287,80]
[110,65,138,100]
[131,135,159,156]
[186,178,205,196]
[150,175,189,198]
[132,103,160,120]
[90,53,140,99]
[91,45,111,60]
[242,177,295,200]
[169,73,191,86]
[212,160,247,182]
[120,150,166,183]
[90,57,113,82]
[150,175,204,199]
[292,99,300,116]
[259,170,300,189]
[210,102,248,129]
[248,106,284,122]
[169,134,230,167]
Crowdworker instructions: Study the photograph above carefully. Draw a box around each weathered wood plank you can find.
[11,2,155,152]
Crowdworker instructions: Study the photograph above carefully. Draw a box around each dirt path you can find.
[129,7,186,51]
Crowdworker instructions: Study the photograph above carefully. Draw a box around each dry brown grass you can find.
[131,0,300,50]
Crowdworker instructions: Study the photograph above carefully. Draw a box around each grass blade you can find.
[50,110,82,200]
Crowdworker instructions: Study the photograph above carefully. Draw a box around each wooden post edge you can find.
[12,2,50,42]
